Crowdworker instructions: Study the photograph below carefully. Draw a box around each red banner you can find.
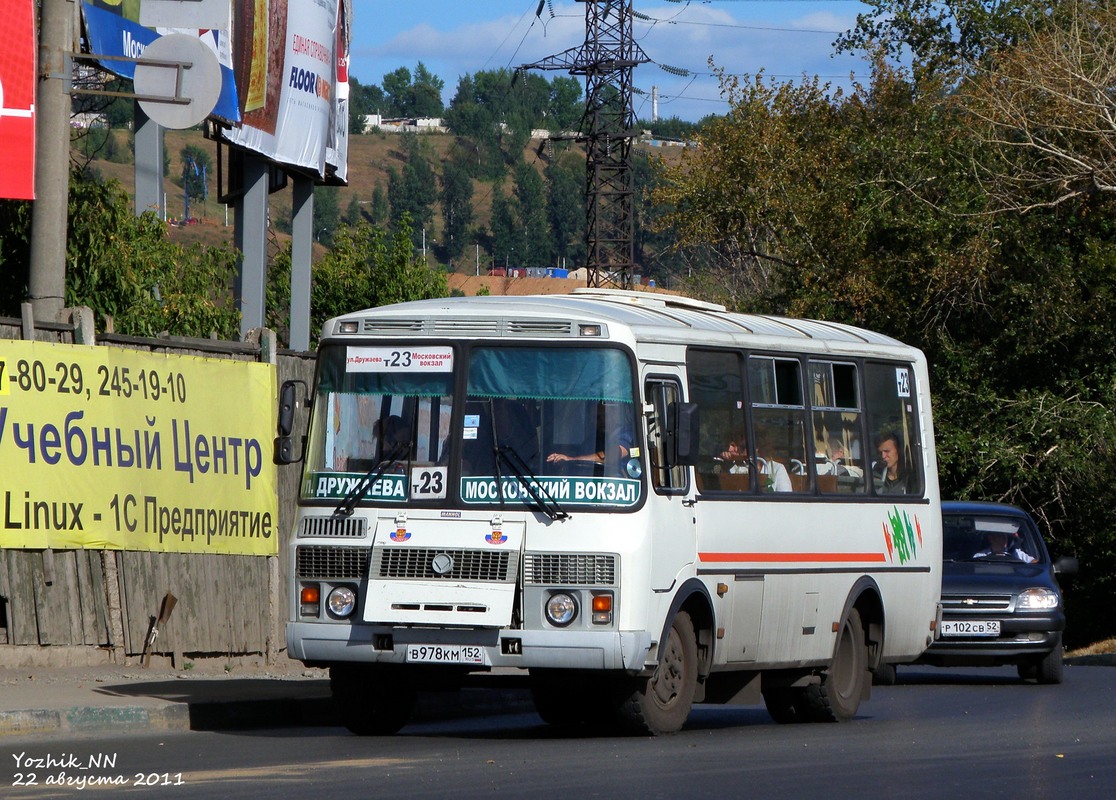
[0,0,36,200]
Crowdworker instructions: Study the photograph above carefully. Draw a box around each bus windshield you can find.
[300,343,643,511]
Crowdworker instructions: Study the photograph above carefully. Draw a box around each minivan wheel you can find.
[1035,641,1065,685]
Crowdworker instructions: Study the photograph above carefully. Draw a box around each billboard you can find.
[0,341,279,556]
[0,0,36,200]
[223,0,349,180]
[81,0,350,181]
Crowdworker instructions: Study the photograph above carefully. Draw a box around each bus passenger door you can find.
[644,375,697,591]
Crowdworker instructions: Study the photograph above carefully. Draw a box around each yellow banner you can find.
[0,340,278,555]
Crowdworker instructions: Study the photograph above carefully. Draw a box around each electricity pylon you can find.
[520,1,649,289]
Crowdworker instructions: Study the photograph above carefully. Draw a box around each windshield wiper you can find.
[333,442,411,518]
[496,445,570,521]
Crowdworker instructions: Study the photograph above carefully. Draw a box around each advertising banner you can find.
[223,0,348,179]
[0,341,278,555]
[81,1,241,123]
[0,0,36,200]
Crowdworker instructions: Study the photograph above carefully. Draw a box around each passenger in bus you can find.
[375,415,410,452]
[754,430,792,492]
[973,529,1036,563]
[717,438,749,473]
[493,398,540,469]
[546,401,633,469]
[874,431,914,494]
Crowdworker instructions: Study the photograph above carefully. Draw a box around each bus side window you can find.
[645,378,687,493]
[749,356,809,494]
[809,361,867,495]
[865,362,924,497]
[686,350,748,494]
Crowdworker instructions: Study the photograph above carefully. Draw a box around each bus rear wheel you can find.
[330,664,417,736]
[615,611,698,735]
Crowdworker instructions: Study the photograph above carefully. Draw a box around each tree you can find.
[439,159,474,261]
[514,161,551,267]
[313,185,341,246]
[381,66,412,117]
[388,135,437,242]
[179,144,211,217]
[957,0,1116,211]
[653,55,1116,645]
[267,217,448,344]
[61,169,238,337]
[545,156,585,266]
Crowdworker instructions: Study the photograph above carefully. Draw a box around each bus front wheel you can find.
[615,611,698,735]
[330,664,417,735]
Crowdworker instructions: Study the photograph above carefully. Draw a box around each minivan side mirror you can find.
[1053,555,1079,577]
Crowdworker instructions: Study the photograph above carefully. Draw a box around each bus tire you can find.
[330,664,417,736]
[762,687,809,724]
[804,608,868,722]
[615,611,698,735]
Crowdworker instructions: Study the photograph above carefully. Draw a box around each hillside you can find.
[73,125,684,292]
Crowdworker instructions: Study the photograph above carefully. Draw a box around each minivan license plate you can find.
[941,620,1000,637]
[406,644,485,664]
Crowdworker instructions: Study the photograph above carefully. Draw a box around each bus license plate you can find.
[406,644,486,664]
[941,620,1001,637]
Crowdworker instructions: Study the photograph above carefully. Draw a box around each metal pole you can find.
[28,0,74,322]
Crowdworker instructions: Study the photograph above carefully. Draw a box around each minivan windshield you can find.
[943,513,1044,564]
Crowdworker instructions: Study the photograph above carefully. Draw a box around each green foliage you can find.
[63,169,239,337]
[268,217,449,346]
[380,62,445,118]
[545,156,586,265]
[654,37,1116,642]
[313,186,341,246]
[179,144,211,211]
[388,135,437,242]
[439,159,475,261]
[73,128,127,164]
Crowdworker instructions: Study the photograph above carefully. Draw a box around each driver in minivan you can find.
[973,530,1036,563]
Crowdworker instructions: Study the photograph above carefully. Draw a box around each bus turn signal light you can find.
[592,593,613,625]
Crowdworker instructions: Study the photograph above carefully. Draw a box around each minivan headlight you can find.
[1017,587,1059,610]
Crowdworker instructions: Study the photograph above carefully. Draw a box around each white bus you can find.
[277,289,942,735]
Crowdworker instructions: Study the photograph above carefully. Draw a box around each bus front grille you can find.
[296,545,371,579]
[374,547,513,582]
[297,516,368,539]
[524,553,618,586]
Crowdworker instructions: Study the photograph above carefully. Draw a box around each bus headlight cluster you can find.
[543,591,614,627]
[327,586,358,618]
[545,592,579,627]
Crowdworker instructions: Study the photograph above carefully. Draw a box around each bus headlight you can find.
[545,592,579,627]
[327,586,357,618]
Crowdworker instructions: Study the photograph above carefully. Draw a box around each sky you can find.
[349,0,873,123]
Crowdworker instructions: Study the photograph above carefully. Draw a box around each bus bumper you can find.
[286,621,653,672]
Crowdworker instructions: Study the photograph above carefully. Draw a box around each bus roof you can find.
[324,289,916,354]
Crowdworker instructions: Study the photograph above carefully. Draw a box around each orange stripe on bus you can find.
[699,552,888,563]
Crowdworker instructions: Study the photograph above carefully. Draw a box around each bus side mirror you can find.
[275,379,308,465]
[667,401,699,468]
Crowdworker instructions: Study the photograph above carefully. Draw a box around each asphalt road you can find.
[4,664,1113,800]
